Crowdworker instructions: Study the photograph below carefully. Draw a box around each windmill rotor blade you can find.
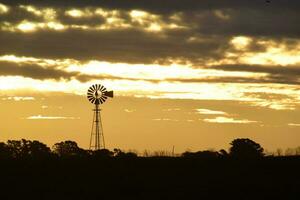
[88,97,94,102]
[101,96,107,100]
[88,88,94,93]
[87,93,94,97]
[100,97,106,102]
[101,87,106,92]
[95,99,99,104]
[96,84,101,90]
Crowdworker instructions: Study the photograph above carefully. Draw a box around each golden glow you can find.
[231,36,252,50]
[46,22,65,30]
[95,8,109,17]
[0,74,299,113]
[16,21,65,32]
[1,54,300,111]
[65,9,86,18]
[17,21,37,32]
[0,3,9,14]
[241,46,300,65]
[130,9,159,25]
[20,5,56,20]
[66,60,264,81]
[130,10,148,18]
[147,23,162,32]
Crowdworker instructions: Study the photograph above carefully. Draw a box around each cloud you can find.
[26,115,79,120]
[124,109,135,113]
[1,0,300,13]
[0,61,81,80]
[162,108,180,111]
[152,118,179,122]
[1,96,35,101]
[1,1,299,64]
[288,123,300,127]
[0,60,149,82]
[208,64,300,85]
[203,116,257,124]
[196,109,227,115]
[0,29,227,64]
[0,3,9,14]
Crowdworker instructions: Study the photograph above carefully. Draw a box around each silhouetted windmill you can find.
[87,84,113,150]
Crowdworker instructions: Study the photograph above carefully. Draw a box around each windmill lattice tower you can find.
[87,84,113,150]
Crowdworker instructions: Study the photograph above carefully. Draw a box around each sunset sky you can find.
[0,0,300,153]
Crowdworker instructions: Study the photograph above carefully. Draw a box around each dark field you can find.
[1,156,299,200]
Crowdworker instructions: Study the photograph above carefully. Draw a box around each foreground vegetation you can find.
[0,138,299,199]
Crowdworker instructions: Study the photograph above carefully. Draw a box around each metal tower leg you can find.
[89,104,105,150]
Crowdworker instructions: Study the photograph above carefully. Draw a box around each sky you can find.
[0,0,300,153]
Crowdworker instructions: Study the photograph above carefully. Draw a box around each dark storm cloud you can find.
[0,0,299,63]
[0,6,43,23]
[0,61,160,82]
[210,64,300,76]
[1,60,300,85]
[165,76,300,85]
[0,29,229,64]
[0,61,117,82]
[0,61,80,80]
[1,0,300,13]
[0,0,299,69]
[208,64,300,85]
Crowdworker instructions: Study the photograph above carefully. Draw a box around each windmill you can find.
[87,84,113,150]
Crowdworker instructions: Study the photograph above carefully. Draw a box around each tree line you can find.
[0,138,272,159]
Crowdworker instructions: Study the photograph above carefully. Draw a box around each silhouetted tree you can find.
[219,149,228,157]
[113,148,137,158]
[285,148,295,156]
[52,140,85,157]
[6,139,51,158]
[182,150,220,159]
[0,142,12,159]
[92,149,114,158]
[229,138,264,159]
